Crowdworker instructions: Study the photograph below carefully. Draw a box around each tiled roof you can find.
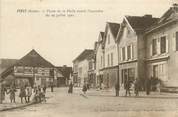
[73,49,94,62]
[145,5,178,33]
[107,22,120,38]
[15,49,54,67]
[125,15,159,33]
[100,32,104,40]
[0,59,18,74]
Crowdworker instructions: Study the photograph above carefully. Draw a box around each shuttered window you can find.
[111,53,113,66]
[127,45,131,60]
[122,47,125,61]
[160,36,166,54]
[152,39,157,55]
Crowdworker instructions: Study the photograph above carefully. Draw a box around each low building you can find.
[145,4,178,88]
[56,65,72,87]
[0,49,59,87]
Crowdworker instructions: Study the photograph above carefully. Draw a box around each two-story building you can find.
[103,22,120,88]
[145,4,178,88]
[117,15,158,88]
[73,49,94,87]
[1,49,56,87]
[95,32,105,88]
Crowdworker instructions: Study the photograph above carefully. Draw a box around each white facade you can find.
[78,59,89,86]
[104,28,118,68]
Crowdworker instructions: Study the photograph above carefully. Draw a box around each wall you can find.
[146,21,178,87]
[96,43,104,76]
[104,28,118,68]
[78,59,89,86]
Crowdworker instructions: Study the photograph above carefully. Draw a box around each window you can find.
[111,53,113,66]
[108,34,110,44]
[153,65,158,78]
[127,45,131,60]
[122,47,125,61]
[89,61,93,70]
[152,39,157,55]
[107,54,110,66]
[100,56,103,68]
[176,32,178,51]
[160,36,166,54]
[79,67,82,76]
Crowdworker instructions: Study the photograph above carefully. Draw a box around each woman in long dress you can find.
[19,85,27,103]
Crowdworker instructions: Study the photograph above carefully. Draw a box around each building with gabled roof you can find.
[102,22,120,88]
[55,65,72,87]
[116,14,158,90]
[73,49,95,87]
[0,49,57,87]
[95,32,105,88]
[145,4,178,90]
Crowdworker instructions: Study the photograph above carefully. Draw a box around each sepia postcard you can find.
[0,0,178,117]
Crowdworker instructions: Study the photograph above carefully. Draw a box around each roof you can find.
[1,49,54,80]
[100,32,104,40]
[0,59,18,74]
[103,22,120,47]
[14,49,54,67]
[73,49,94,62]
[145,4,178,34]
[125,15,159,34]
[106,22,120,39]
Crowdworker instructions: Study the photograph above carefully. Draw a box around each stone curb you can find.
[0,102,37,112]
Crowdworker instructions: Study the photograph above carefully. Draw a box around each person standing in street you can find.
[43,84,47,93]
[125,80,131,96]
[19,85,27,103]
[134,78,139,96]
[26,85,32,103]
[82,83,87,94]
[68,82,73,94]
[1,84,7,103]
[145,78,151,95]
[8,85,16,103]
[115,83,120,97]
[50,82,54,92]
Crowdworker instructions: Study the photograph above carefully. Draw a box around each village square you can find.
[0,1,178,117]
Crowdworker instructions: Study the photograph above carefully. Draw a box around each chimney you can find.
[173,3,178,7]
[144,14,152,18]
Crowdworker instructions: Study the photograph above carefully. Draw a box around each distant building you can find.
[145,4,178,87]
[95,32,105,88]
[73,49,95,87]
[0,49,60,87]
[56,65,72,87]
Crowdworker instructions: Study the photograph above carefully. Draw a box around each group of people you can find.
[115,79,139,97]
[68,82,90,94]
[1,83,49,104]
[115,77,161,97]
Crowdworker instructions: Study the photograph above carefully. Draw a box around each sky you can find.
[0,0,177,66]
